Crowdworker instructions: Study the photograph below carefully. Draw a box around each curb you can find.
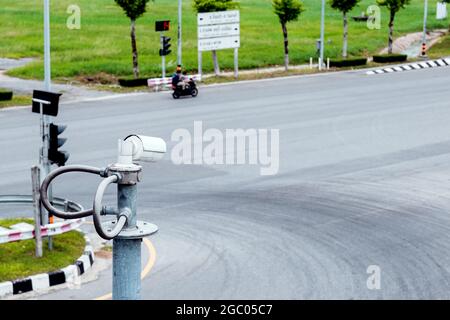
[0,232,94,298]
[366,58,450,75]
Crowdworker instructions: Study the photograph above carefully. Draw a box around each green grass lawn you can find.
[1,0,449,81]
[0,218,85,282]
[428,33,450,58]
[0,95,31,109]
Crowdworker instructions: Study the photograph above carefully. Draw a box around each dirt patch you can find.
[95,249,112,259]
[75,72,118,85]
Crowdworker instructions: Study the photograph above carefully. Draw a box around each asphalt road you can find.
[2,66,450,299]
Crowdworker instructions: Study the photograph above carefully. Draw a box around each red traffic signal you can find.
[155,20,170,32]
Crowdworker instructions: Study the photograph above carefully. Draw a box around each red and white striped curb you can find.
[0,218,84,244]
[147,74,202,87]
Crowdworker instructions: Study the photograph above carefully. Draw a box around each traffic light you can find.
[159,36,171,56]
[48,123,69,167]
[155,20,170,32]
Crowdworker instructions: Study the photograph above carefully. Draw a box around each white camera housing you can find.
[124,135,166,163]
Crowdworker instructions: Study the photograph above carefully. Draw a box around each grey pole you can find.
[32,166,43,258]
[421,0,428,57]
[161,32,166,79]
[43,0,53,250]
[44,0,51,92]
[178,0,182,66]
[113,184,141,300]
[319,0,326,69]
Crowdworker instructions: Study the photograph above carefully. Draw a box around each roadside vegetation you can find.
[0,218,85,282]
[0,94,30,109]
[0,0,448,82]
[428,34,450,58]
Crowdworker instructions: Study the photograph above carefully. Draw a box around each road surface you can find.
[1,66,450,299]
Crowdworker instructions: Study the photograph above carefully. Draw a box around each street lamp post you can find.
[44,0,51,91]
[319,0,325,70]
[178,0,182,66]
[43,0,53,250]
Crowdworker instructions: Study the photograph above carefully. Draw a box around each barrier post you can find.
[32,166,43,258]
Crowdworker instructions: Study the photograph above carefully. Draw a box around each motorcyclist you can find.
[171,65,182,89]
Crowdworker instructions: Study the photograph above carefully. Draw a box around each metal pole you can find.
[112,184,141,300]
[43,0,53,250]
[198,51,202,80]
[39,102,49,245]
[234,48,238,79]
[161,32,166,78]
[32,166,43,258]
[319,0,325,69]
[44,0,51,91]
[421,0,428,57]
[177,0,182,66]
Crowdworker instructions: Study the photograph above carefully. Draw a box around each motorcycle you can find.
[172,79,198,99]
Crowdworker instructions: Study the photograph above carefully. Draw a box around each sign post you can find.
[197,10,240,79]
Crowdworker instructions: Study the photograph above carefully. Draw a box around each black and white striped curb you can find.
[0,233,94,298]
[366,58,450,75]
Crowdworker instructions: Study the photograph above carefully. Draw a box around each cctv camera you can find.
[124,135,166,163]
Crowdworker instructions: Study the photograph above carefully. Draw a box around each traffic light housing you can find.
[159,36,171,56]
[48,123,69,167]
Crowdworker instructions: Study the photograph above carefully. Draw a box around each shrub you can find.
[0,89,13,101]
[329,57,368,67]
[372,54,408,63]
[118,77,149,87]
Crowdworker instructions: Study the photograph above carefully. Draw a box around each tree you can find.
[329,0,360,58]
[193,0,239,76]
[377,0,411,54]
[115,0,152,78]
[272,0,304,71]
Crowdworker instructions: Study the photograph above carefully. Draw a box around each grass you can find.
[0,0,449,81]
[428,33,450,58]
[0,218,86,282]
[0,95,31,109]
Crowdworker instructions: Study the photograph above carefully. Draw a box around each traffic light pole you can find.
[161,32,166,78]
[36,99,52,250]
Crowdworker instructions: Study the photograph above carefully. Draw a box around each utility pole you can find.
[177,0,182,66]
[44,0,51,92]
[319,0,326,70]
[421,0,428,57]
[43,0,53,250]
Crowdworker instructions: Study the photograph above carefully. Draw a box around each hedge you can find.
[329,57,368,68]
[372,54,408,63]
[0,89,13,101]
[118,78,149,87]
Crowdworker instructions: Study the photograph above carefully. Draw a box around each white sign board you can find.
[437,2,448,20]
[197,10,241,79]
[198,36,240,52]
[198,10,240,26]
[198,23,240,39]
